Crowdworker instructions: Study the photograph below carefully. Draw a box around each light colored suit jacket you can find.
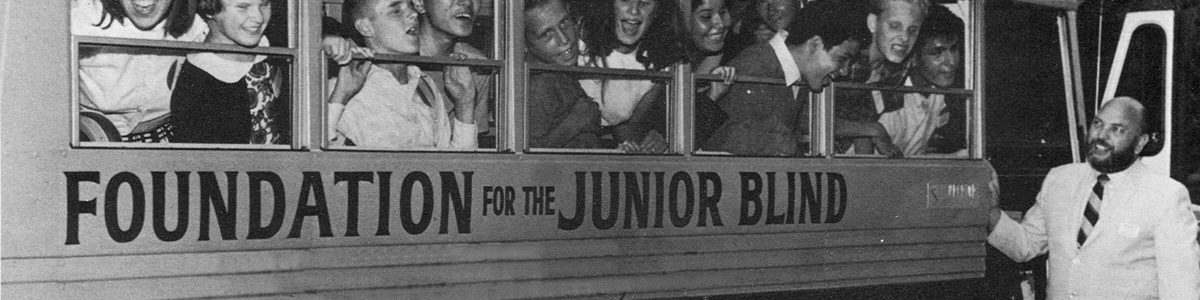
[990,160,1200,299]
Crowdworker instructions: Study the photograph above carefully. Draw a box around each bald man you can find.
[988,97,1200,299]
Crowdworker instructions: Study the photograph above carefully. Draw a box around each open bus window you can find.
[830,85,972,159]
[523,67,671,153]
[520,0,672,154]
[321,0,502,152]
[72,0,296,148]
[829,3,970,159]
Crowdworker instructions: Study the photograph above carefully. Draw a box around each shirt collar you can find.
[769,30,801,87]
[185,38,270,83]
[1095,160,1137,184]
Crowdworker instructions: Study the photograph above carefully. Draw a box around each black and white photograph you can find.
[1,0,1198,298]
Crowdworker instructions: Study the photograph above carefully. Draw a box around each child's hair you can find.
[785,0,871,50]
[340,0,374,46]
[196,0,233,19]
[641,0,721,71]
[914,4,962,49]
[868,0,930,19]
[525,0,562,13]
[196,0,277,19]
[94,0,197,38]
[575,0,671,67]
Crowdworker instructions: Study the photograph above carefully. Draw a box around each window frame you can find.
[67,0,987,160]
[824,82,978,159]
[317,0,507,153]
[70,0,302,150]
[522,63,675,154]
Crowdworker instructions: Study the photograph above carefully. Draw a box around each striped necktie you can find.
[1077,174,1110,247]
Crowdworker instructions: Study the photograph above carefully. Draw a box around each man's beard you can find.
[1087,139,1138,173]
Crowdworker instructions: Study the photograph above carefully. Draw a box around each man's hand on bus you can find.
[987,207,1026,232]
[988,207,1002,231]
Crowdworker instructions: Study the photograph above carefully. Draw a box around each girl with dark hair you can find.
[87,0,198,37]
[575,0,671,147]
[640,0,736,147]
[170,0,287,144]
[72,0,208,142]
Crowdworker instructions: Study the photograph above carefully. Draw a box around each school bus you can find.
[4,0,1009,298]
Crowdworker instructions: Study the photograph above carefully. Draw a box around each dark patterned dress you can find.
[246,62,286,144]
[171,59,287,144]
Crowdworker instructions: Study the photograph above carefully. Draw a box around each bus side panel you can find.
[0,1,994,297]
[3,153,994,298]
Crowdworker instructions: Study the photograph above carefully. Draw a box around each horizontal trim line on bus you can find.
[178,256,985,298]
[322,146,506,153]
[350,53,503,68]
[66,145,990,162]
[305,256,986,296]
[564,272,985,300]
[4,250,984,290]
[77,142,294,150]
[528,63,673,79]
[251,272,987,299]
[75,36,295,56]
[290,241,987,273]
[694,74,785,85]
[831,82,975,96]
[2,225,986,260]
[526,148,649,154]
[3,241,985,286]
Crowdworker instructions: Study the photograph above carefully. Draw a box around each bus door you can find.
[1092,9,1200,222]
[1094,10,1173,175]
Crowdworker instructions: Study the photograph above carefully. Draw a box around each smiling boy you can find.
[704,0,869,156]
[834,0,930,157]
[325,0,477,149]
[416,0,495,141]
[524,0,602,148]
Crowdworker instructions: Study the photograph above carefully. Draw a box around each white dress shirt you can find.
[328,65,476,149]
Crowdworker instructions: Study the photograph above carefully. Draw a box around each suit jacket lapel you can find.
[1081,161,1147,247]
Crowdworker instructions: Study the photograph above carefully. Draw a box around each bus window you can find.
[321,0,503,152]
[521,0,673,154]
[830,85,973,159]
[832,3,971,159]
[73,0,297,148]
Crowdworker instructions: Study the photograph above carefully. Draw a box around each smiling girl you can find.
[575,0,670,145]
[170,0,287,144]
[73,0,207,142]
[642,0,736,147]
